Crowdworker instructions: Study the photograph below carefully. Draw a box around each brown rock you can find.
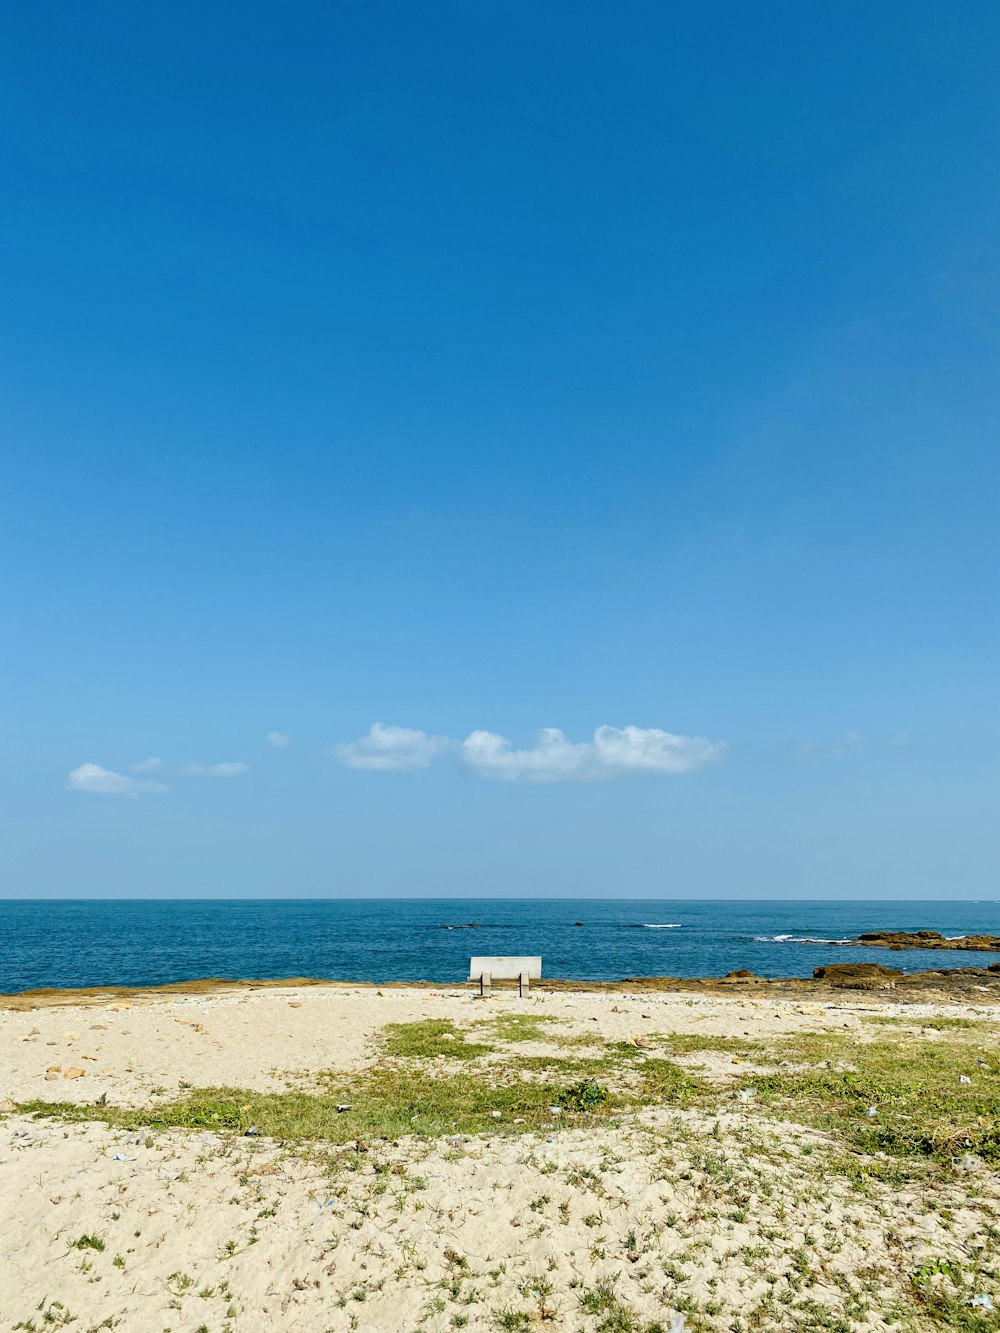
[813,963,902,989]
[857,930,1000,952]
[64,1067,86,1079]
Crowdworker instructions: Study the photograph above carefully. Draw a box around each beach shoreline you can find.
[4,958,1000,1011]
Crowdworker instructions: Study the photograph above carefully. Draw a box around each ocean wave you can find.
[753,934,853,945]
[642,923,682,929]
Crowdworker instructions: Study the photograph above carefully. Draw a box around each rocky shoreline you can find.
[5,959,1000,1009]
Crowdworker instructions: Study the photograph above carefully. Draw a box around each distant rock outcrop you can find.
[856,931,1000,952]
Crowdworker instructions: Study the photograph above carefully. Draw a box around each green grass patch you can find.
[484,1013,562,1043]
[70,1233,105,1251]
[19,1064,627,1144]
[907,1256,1000,1330]
[745,1033,1000,1164]
[555,1078,609,1111]
[654,1033,769,1057]
[920,1015,993,1031]
[381,1019,495,1061]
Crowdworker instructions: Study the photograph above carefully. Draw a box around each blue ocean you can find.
[1,899,998,994]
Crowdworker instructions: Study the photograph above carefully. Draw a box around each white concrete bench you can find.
[469,955,541,997]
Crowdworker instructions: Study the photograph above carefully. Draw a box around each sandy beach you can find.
[3,982,999,1331]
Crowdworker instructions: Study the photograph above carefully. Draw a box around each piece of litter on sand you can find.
[244,1126,261,1136]
[866,1106,878,1118]
[959,1075,972,1085]
[548,1106,563,1116]
[737,1089,757,1103]
[336,1104,351,1113]
[971,1294,994,1310]
[490,1110,502,1119]
[112,1153,136,1162]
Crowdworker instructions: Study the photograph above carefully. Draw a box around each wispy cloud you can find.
[267,732,291,749]
[67,763,168,797]
[334,723,448,772]
[182,762,250,777]
[334,723,725,781]
[132,756,163,773]
[799,729,911,760]
[462,725,725,781]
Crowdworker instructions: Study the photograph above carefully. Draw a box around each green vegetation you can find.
[555,1077,610,1111]
[483,1013,562,1043]
[17,1017,706,1143]
[905,1255,1000,1329]
[14,1018,1000,1185]
[20,1067,622,1143]
[69,1233,106,1252]
[746,1032,1000,1165]
[579,1279,671,1332]
[654,1033,768,1056]
[381,1018,495,1060]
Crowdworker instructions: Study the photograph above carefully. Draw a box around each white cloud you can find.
[461,728,592,781]
[182,762,250,777]
[462,725,725,782]
[592,725,727,774]
[267,732,291,749]
[67,763,168,797]
[132,756,163,773]
[334,723,448,771]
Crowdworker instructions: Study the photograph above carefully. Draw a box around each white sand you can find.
[2,985,998,1331]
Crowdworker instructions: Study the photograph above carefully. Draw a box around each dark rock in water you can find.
[573,922,584,927]
[856,930,1000,951]
[813,962,902,989]
[859,930,944,943]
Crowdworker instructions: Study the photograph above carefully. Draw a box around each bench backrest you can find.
[469,955,542,981]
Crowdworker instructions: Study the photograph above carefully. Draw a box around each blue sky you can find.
[2,1,997,898]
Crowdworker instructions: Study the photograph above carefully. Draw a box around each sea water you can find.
[0,898,997,992]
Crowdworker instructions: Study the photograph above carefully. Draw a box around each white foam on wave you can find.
[753,934,853,945]
[643,923,682,929]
